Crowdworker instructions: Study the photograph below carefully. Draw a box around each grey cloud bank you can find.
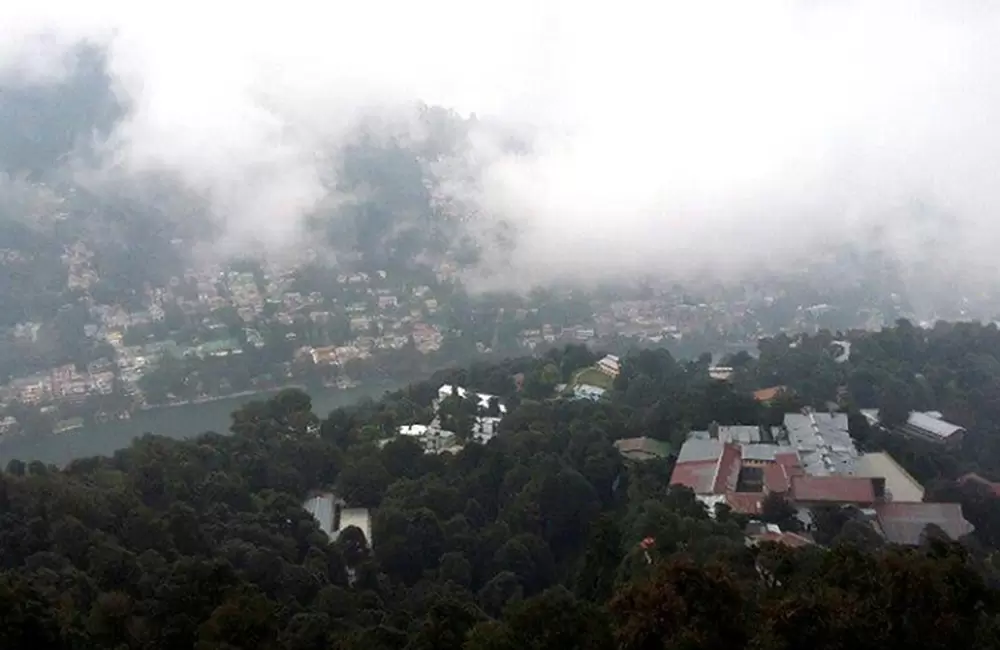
[3,0,1000,293]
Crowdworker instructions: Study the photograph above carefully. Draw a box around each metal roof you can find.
[905,411,964,439]
[676,438,724,463]
[784,412,859,477]
[691,425,762,444]
[875,502,973,545]
[742,444,778,461]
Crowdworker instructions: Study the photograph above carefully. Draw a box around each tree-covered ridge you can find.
[3,340,1000,649]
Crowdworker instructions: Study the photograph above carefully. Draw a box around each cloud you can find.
[3,0,1000,297]
[464,0,1000,289]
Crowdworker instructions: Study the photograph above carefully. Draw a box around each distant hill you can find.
[0,44,123,178]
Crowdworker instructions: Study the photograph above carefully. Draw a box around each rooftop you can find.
[762,462,791,493]
[791,475,876,504]
[753,386,787,402]
[670,460,719,494]
[904,411,965,439]
[399,424,430,436]
[713,443,742,493]
[676,438,724,464]
[614,437,671,461]
[856,452,924,502]
[691,425,764,444]
[726,492,765,514]
[438,384,508,414]
[748,530,815,548]
[742,443,778,461]
[862,409,965,441]
[875,502,974,545]
[783,412,859,477]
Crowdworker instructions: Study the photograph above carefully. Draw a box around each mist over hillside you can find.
[2,1,1000,317]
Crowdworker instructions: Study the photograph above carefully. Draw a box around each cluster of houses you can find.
[2,362,116,407]
[660,412,973,546]
[394,384,508,454]
[302,375,977,552]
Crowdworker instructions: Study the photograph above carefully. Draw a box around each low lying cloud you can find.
[3,1,1000,295]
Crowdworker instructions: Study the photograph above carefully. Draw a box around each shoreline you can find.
[0,380,398,466]
[140,384,309,411]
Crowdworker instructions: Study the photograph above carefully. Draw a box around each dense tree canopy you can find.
[4,335,1000,648]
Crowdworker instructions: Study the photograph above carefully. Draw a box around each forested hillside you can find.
[4,336,1000,649]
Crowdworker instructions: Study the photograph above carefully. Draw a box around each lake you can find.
[0,382,399,467]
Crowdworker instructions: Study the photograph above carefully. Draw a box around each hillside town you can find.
[0,238,920,444]
[300,359,977,551]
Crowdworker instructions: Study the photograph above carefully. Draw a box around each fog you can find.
[3,0,1000,291]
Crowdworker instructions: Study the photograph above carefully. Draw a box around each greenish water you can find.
[0,382,398,467]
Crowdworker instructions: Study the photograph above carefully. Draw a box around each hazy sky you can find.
[3,0,1000,290]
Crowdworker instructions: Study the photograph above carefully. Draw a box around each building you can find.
[393,384,510,454]
[900,411,966,446]
[614,437,671,462]
[669,411,967,542]
[782,412,859,477]
[398,423,458,453]
[303,493,373,547]
[436,384,508,415]
[855,452,925,502]
[753,386,787,404]
[708,366,735,381]
[873,502,973,545]
[862,409,966,447]
[596,355,621,378]
[745,522,815,548]
[691,423,767,444]
[789,475,881,507]
[573,384,606,401]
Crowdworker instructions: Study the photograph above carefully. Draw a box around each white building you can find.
[303,493,373,547]
[597,355,621,378]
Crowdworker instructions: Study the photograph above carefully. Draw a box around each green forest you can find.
[6,323,1000,649]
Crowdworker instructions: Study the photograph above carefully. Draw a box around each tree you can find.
[196,586,280,650]
[760,493,802,533]
[878,377,912,429]
[478,572,523,617]
[3,343,1000,650]
[5,459,25,476]
[405,600,483,650]
[438,551,472,588]
[575,514,623,603]
[467,587,613,650]
[335,457,391,508]
[610,560,747,650]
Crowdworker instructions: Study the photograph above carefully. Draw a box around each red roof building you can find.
[713,443,743,493]
[726,492,765,515]
[669,460,719,494]
[790,476,877,505]
[762,462,791,493]
[753,386,787,403]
